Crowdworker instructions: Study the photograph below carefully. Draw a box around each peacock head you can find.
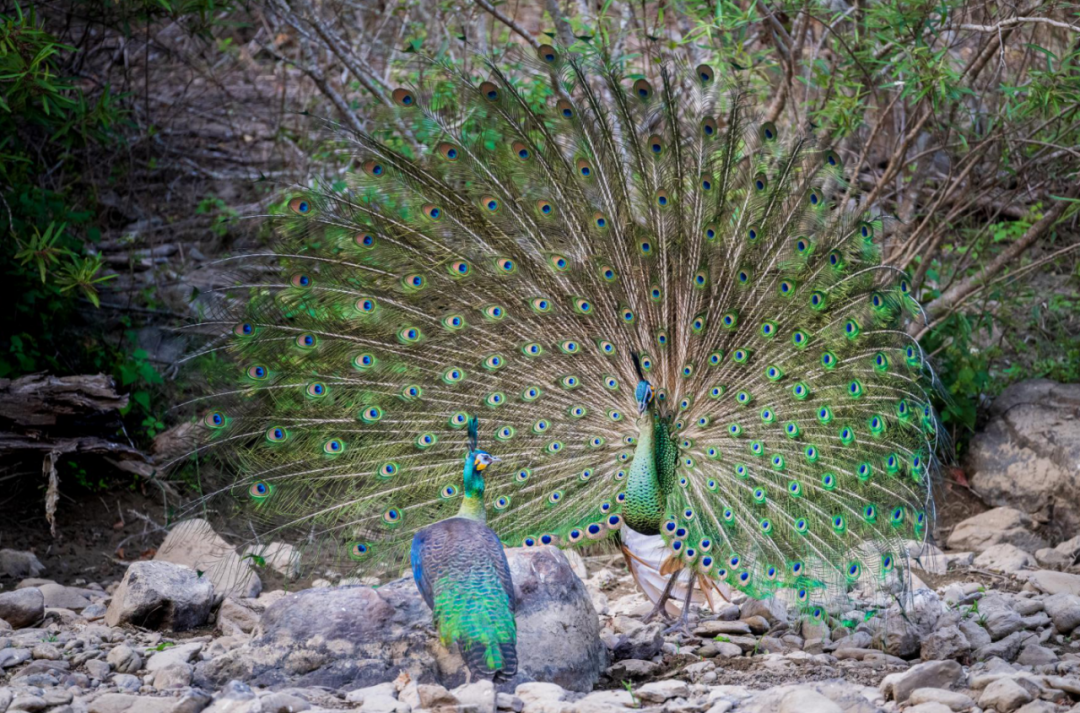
[635,380,655,416]
[631,351,654,416]
[472,451,501,471]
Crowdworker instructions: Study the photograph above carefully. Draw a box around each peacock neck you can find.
[456,455,486,524]
[623,411,666,535]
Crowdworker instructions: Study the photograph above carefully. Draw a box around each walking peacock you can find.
[410,416,517,680]
[186,44,941,632]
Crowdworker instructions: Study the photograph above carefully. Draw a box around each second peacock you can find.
[189,44,942,626]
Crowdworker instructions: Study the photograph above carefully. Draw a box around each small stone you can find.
[515,682,568,706]
[399,682,457,710]
[0,588,43,628]
[151,662,193,689]
[155,519,260,599]
[9,694,47,712]
[1035,548,1072,569]
[453,680,495,713]
[605,659,660,679]
[105,561,214,631]
[87,693,176,713]
[880,660,963,703]
[694,620,751,636]
[145,641,203,672]
[216,597,260,637]
[31,643,60,660]
[907,688,977,710]
[0,648,31,668]
[980,678,1034,712]
[106,644,142,674]
[37,583,94,611]
[946,507,1046,554]
[740,597,789,626]
[921,625,972,661]
[0,550,45,579]
[974,631,1030,662]
[742,616,769,634]
[905,704,953,713]
[983,608,1025,640]
[974,544,1036,572]
[635,680,689,704]
[1017,643,1058,666]
[111,673,141,692]
[609,622,663,661]
[497,693,524,712]
[777,689,842,713]
[1044,593,1080,632]
[259,692,311,713]
[85,658,111,679]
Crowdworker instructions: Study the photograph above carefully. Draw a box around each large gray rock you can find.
[946,508,1046,554]
[195,546,605,693]
[966,380,1080,538]
[105,561,214,631]
[0,587,43,628]
[0,550,44,580]
[881,660,964,703]
[156,518,260,600]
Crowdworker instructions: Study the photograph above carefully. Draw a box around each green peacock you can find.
[184,44,942,635]
[411,416,516,680]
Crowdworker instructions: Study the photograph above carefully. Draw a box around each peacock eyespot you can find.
[632,79,653,99]
[288,197,311,215]
[392,88,414,106]
[538,44,557,62]
[479,81,499,101]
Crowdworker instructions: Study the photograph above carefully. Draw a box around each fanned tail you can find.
[177,43,941,618]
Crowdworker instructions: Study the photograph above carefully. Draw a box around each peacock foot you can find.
[662,615,695,638]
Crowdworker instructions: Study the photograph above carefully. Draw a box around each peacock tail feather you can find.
[182,44,942,618]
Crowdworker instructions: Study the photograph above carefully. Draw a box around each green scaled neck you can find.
[623,412,667,535]
[457,453,486,524]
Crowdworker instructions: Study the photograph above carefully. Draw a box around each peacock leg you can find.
[641,569,680,625]
[662,572,698,637]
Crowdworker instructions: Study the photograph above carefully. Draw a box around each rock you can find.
[974,631,1030,662]
[875,588,946,657]
[1017,642,1058,666]
[694,620,751,636]
[0,551,44,580]
[777,690,842,713]
[983,607,1025,640]
[980,678,1034,712]
[204,679,257,713]
[196,547,605,693]
[1025,571,1080,597]
[947,508,1046,554]
[921,625,972,661]
[608,622,663,662]
[1035,548,1071,569]
[605,659,659,679]
[515,682,567,704]
[399,682,457,709]
[105,561,214,631]
[216,598,261,637]
[146,642,203,672]
[974,544,1036,572]
[156,518,261,600]
[30,643,59,660]
[0,648,31,668]
[453,680,496,713]
[1043,594,1080,632]
[907,688,977,710]
[0,588,43,628]
[635,680,689,704]
[9,694,47,712]
[106,644,142,673]
[959,619,992,650]
[241,542,301,581]
[498,693,524,712]
[881,660,963,703]
[85,659,111,679]
[37,583,96,611]
[906,704,955,713]
[966,380,1080,537]
[152,662,193,689]
[740,597,789,626]
[87,694,176,713]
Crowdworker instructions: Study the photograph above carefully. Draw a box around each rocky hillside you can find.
[2,380,1080,713]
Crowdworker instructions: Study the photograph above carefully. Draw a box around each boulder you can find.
[966,380,1080,538]
[946,508,1046,554]
[881,660,964,703]
[105,561,214,631]
[0,587,43,628]
[1024,570,1080,597]
[195,546,605,693]
[155,518,260,600]
[241,542,301,581]
[0,550,44,580]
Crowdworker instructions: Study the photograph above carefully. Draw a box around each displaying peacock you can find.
[185,43,942,630]
[411,416,516,680]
